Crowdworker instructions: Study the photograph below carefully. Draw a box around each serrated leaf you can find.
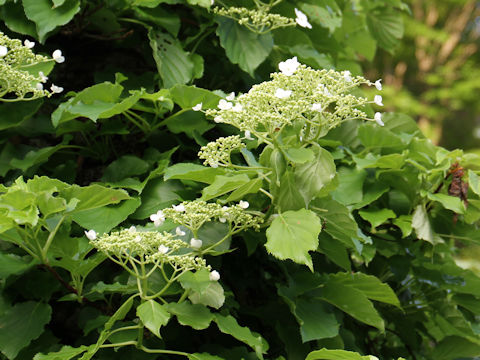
[166,301,213,330]
[33,345,89,360]
[306,348,373,360]
[294,298,339,342]
[225,177,263,202]
[0,302,52,359]
[179,269,211,294]
[0,252,37,279]
[265,209,321,271]
[22,0,81,42]
[331,167,366,206]
[60,185,130,213]
[358,208,396,229]
[276,171,306,211]
[366,7,404,53]
[214,314,267,358]
[424,192,466,214]
[285,147,315,164]
[201,174,251,200]
[136,300,170,338]
[189,282,225,309]
[216,17,273,76]
[412,204,439,244]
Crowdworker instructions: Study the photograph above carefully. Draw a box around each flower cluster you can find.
[0,32,64,101]
[205,59,384,141]
[90,228,210,272]
[214,6,296,34]
[151,200,263,232]
[198,135,245,168]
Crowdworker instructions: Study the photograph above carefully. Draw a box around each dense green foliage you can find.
[1,1,480,360]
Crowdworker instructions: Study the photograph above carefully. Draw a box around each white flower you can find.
[50,84,63,93]
[52,49,65,63]
[84,230,97,241]
[318,84,331,97]
[375,79,382,91]
[192,103,202,111]
[150,210,165,227]
[214,116,223,123]
[311,103,322,111]
[374,95,383,106]
[244,130,254,140]
[218,99,233,110]
[219,217,227,223]
[226,92,235,101]
[232,103,243,112]
[278,56,300,76]
[24,39,35,49]
[158,244,169,254]
[211,0,214,4]
[128,226,136,232]
[39,71,48,83]
[295,8,312,29]
[209,270,220,281]
[0,45,8,57]
[274,88,292,99]
[36,83,44,91]
[134,235,142,242]
[239,200,249,209]
[176,226,186,236]
[374,112,384,126]
[172,204,185,212]
[343,70,352,82]
[190,238,203,249]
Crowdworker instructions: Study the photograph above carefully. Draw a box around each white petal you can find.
[158,245,169,254]
[274,88,292,99]
[176,226,186,236]
[50,84,63,94]
[374,112,384,126]
[52,49,65,63]
[311,103,322,111]
[190,238,203,249]
[278,56,300,76]
[226,92,235,101]
[295,8,312,29]
[232,103,243,112]
[375,79,382,91]
[374,95,383,106]
[84,230,97,240]
[218,99,233,110]
[0,45,8,57]
[173,204,185,212]
[209,270,220,281]
[343,70,352,82]
[39,71,48,83]
[245,130,254,140]
[36,83,44,91]
[239,200,249,209]
[192,103,202,111]
[24,40,35,49]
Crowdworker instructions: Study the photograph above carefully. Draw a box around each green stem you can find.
[100,341,138,348]
[41,215,66,263]
[139,346,190,357]
[123,111,148,133]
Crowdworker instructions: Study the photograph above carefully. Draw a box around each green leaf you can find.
[60,185,130,213]
[189,282,225,309]
[188,354,224,360]
[320,281,384,331]
[0,100,42,131]
[300,3,342,33]
[71,198,141,234]
[33,345,89,360]
[1,2,38,38]
[103,295,134,332]
[331,167,366,206]
[285,147,315,164]
[294,298,339,342]
[311,197,358,249]
[179,269,211,294]
[318,233,351,271]
[148,29,196,88]
[358,208,396,229]
[225,178,263,202]
[133,6,180,36]
[469,170,480,195]
[0,301,52,359]
[22,0,81,43]
[216,18,273,76]
[265,209,322,271]
[358,123,405,152]
[132,179,182,219]
[0,252,37,279]
[412,204,439,244]
[201,174,251,201]
[169,85,222,110]
[276,171,306,211]
[295,146,336,203]
[431,336,480,360]
[136,300,170,338]
[102,156,150,182]
[166,301,214,330]
[424,192,466,214]
[392,215,412,238]
[164,110,214,138]
[367,7,404,53]
[214,314,267,358]
[329,272,401,309]
[306,348,372,360]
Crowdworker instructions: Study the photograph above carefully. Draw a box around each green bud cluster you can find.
[162,200,263,232]
[0,32,51,101]
[205,65,374,142]
[198,135,245,168]
[214,6,295,34]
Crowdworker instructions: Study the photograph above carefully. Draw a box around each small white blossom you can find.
[218,99,233,110]
[173,204,185,212]
[318,84,331,97]
[278,56,300,76]
[134,235,142,242]
[24,39,35,49]
[375,79,382,91]
[50,84,63,93]
[275,88,292,99]
[239,200,249,209]
[128,226,136,232]
[52,49,65,63]
[0,45,8,57]
[244,130,254,140]
[85,230,97,241]
[343,70,352,82]
[219,217,227,223]
[39,71,48,83]
[226,92,235,101]
[214,116,223,123]
[158,244,169,254]
[295,8,312,29]
[374,95,383,106]
[176,226,186,236]
[374,112,384,126]
[190,238,203,249]
[150,210,165,227]
[192,103,202,111]
[209,270,220,281]
[232,103,243,112]
[311,103,322,111]
[36,83,44,90]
